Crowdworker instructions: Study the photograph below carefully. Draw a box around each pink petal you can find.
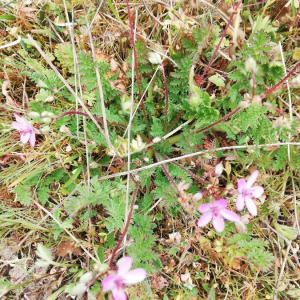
[220,209,240,222]
[236,194,245,211]
[197,212,212,227]
[246,170,259,189]
[245,196,257,216]
[212,215,225,232]
[11,121,24,131]
[112,287,127,300]
[117,257,133,276]
[102,274,117,292]
[14,114,28,126]
[20,132,31,144]
[237,179,246,193]
[198,203,212,213]
[122,268,147,285]
[248,186,264,198]
[214,199,227,209]
[29,132,36,147]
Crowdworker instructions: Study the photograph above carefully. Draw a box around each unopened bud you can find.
[239,101,250,109]
[44,96,54,102]
[42,117,52,124]
[70,282,87,296]
[93,263,109,273]
[79,272,93,283]
[148,52,162,65]
[215,162,223,176]
[192,191,203,201]
[40,125,50,133]
[245,57,257,73]
[252,95,262,105]
[28,112,40,119]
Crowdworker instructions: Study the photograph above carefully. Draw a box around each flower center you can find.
[115,278,125,289]
[212,207,220,217]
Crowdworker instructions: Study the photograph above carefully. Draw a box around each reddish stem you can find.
[170,161,208,184]
[194,107,241,134]
[196,0,243,87]
[125,0,149,131]
[109,189,138,268]
[261,103,284,116]
[161,163,181,194]
[263,61,300,96]
[167,110,184,132]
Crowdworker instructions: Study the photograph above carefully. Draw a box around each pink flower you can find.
[236,170,264,216]
[11,114,36,147]
[102,257,146,300]
[197,199,240,232]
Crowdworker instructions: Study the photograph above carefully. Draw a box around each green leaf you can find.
[208,74,225,87]
[14,185,32,206]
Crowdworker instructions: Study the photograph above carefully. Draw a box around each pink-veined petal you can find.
[112,287,127,300]
[220,209,240,222]
[14,114,28,126]
[236,194,245,211]
[248,186,264,198]
[214,198,227,209]
[117,257,133,276]
[237,179,246,193]
[11,121,24,131]
[245,196,257,216]
[198,203,212,213]
[102,274,117,292]
[20,132,31,144]
[212,215,225,232]
[246,170,259,189]
[197,212,213,227]
[29,132,36,147]
[122,268,147,285]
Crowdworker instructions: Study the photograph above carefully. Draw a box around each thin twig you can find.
[33,196,98,263]
[125,0,149,132]
[98,142,300,181]
[84,8,113,153]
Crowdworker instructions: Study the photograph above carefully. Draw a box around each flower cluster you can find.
[197,170,264,232]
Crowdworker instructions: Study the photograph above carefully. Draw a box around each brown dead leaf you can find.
[57,241,82,257]
[151,275,169,290]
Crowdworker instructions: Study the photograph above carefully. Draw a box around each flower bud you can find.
[252,95,262,105]
[245,57,257,73]
[192,191,203,201]
[215,162,223,176]
[28,112,40,119]
[42,117,52,124]
[44,96,54,102]
[79,272,93,283]
[70,282,87,296]
[148,52,162,65]
[40,125,50,133]
[93,263,109,273]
